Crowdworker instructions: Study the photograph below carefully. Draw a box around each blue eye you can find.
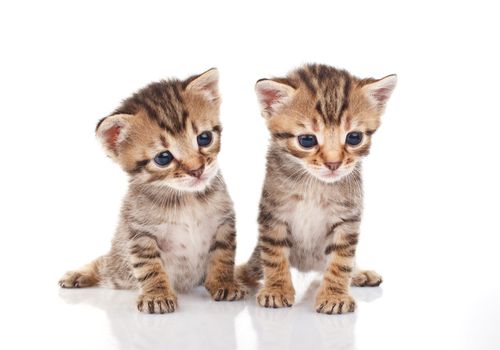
[298,134,318,148]
[154,151,174,167]
[197,131,213,147]
[346,132,363,146]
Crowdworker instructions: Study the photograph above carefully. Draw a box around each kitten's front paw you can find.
[315,293,356,314]
[137,292,177,314]
[351,270,383,287]
[59,271,98,288]
[256,286,295,308]
[206,281,247,301]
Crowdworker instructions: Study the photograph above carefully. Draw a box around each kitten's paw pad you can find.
[351,270,383,287]
[256,287,295,308]
[137,292,177,314]
[58,271,97,288]
[207,282,248,301]
[315,294,356,314]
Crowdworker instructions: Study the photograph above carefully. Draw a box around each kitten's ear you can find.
[95,113,132,159]
[185,68,220,103]
[255,79,296,118]
[362,74,397,113]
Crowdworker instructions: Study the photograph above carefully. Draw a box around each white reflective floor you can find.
[7,269,497,350]
[55,274,373,350]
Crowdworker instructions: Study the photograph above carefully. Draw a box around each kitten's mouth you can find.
[188,175,210,187]
[323,171,338,178]
[306,166,352,183]
[166,162,219,192]
[181,173,212,191]
[317,171,341,183]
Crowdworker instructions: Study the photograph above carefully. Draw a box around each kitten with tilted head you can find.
[236,64,396,314]
[59,69,246,313]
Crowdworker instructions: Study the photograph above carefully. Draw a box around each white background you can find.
[1,1,499,349]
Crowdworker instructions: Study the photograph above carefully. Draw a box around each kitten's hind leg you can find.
[235,246,263,289]
[59,256,103,288]
[351,269,383,287]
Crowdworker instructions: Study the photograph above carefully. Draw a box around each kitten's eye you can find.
[197,131,213,147]
[346,132,363,146]
[154,151,174,167]
[298,134,318,148]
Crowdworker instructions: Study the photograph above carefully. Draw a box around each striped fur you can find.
[59,69,246,313]
[236,64,396,314]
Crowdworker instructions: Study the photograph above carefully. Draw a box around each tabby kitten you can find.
[236,64,396,314]
[59,69,246,313]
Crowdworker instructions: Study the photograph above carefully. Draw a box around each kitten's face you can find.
[256,65,396,183]
[96,68,222,192]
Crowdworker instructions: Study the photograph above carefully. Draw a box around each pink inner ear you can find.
[260,88,281,109]
[201,81,216,91]
[201,81,220,101]
[104,125,121,151]
[372,87,391,103]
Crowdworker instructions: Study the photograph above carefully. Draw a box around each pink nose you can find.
[188,165,205,179]
[325,162,341,171]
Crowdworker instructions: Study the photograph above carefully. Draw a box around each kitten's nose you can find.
[188,165,205,179]
[325,162,342,171]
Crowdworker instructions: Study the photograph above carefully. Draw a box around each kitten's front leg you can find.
[205,215,247,301]
[256,220,295,308]
[128,232,177,314]
[316,221,360,314]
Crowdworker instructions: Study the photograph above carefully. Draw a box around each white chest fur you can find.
[133,203,220,292]
[280,190,338,272]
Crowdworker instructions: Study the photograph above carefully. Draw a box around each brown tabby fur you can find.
[59,69,246,313]
[236,64,396,314]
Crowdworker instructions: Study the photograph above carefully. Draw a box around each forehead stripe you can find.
[337,78,351,124]
[298,69,317,94]
[315,100,327,124]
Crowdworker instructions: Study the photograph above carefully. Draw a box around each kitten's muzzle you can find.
[187,165,205,179]
[324,162,342,171]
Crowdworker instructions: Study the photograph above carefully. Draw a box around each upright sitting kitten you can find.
[236,64,396,314]
[59,69,246,313]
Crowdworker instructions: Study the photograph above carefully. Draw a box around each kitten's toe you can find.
[351,270,383,287]
[59,271,97,288]
[137,292,177,314]
[315,294,356,314]
[256,286,295,308]
[207,281,247,301]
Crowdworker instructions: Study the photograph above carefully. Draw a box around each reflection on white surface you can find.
[56,272,382,350]
[2,266,498,350]
[59,287,244,350]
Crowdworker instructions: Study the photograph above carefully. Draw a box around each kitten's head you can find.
[255,64,397,183]
[96,68,222,192]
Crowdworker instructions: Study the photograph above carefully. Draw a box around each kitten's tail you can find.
[235,247,263,288]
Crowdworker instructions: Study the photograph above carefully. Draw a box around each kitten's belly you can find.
[284,200,332,272]
[141,215,218,293]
